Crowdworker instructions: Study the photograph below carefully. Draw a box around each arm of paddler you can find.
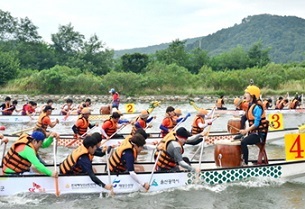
[41,136,54,148]
[19,146,53,176]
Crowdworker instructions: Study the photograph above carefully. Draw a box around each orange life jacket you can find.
[59,145,93,174]
[246,103,269,135]
[289,99,298,109]
[108,138,138,172]
[216,99,223,108]
[75,116,89,135]
[155,132,184,170]
[2,134,36,174]
[35,112,48,131]
[161,116,174,137]
[103,119,118,137]
[2,103,13,115]
[131,117,147,135]
[191,116,205,135]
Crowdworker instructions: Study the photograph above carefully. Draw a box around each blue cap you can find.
[109,88,115,93]
[30,131,45,141]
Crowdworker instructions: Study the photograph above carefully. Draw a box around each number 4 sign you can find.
[285,133,305,161]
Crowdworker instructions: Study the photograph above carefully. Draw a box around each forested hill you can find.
[114,14,305,63]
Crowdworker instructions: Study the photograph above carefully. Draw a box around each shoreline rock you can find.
[0,94,278,104]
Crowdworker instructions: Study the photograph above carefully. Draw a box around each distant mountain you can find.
[114,14,305,63]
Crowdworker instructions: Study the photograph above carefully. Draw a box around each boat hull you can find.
[1,159,305,196]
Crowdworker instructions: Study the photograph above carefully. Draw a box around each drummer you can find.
[239,85,269,166]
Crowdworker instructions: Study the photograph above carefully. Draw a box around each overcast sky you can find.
[1,0,305,50]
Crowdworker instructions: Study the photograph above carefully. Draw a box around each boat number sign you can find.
[124,103,135,113]
[285,133,305,161]
[268,113,284,131]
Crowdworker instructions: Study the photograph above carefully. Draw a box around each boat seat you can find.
[256,142,268,165]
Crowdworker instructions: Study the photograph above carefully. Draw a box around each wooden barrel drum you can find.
[214,140,242,167]
[227,118,241,134]
[100,105,111,114]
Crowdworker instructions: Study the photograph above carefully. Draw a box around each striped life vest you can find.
[246,103,269,136]
[59,145,93,174]
[191,116,205,135]
[155,132,184,170]
[75,116,89,135]
[2,134,35,174]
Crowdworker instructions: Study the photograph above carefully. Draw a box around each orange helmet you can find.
[81,108,91,114]
[197,108,208,116]
[233,98,241,107]
[140,110,149,118]
[174,109,182,116]
[244,85,260,99]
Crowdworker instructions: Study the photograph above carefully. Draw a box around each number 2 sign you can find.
[285,133,305,161]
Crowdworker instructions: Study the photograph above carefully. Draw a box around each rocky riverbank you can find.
[0,94,277,104]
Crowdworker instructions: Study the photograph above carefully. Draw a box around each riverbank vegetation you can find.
[0,10,304,97]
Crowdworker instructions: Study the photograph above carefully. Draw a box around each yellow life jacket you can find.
[246,103,269,135]
[2,134,36,174]
[191,116,205,135]
[59,145,93,174]
[108,138,137,172]
[155,132,184,170]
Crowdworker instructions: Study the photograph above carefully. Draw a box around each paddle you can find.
[65,126,99,147]
[53,138,60,197]
[188,99,201,111]
[1,137,8,167]
[196,107,216,184]
[105,149,114,196]
[11,126,35,136]
[99,123,128,147]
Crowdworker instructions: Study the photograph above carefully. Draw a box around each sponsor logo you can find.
[28,182,45,193]
[71,183,97,189]
[151,179,158,187]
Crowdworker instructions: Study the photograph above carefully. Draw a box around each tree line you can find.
[0,10,304,96]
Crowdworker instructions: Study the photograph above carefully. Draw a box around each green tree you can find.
[248,41,270,68]
[0,10,17,41]
[188,48,209,74]
[0,50,19,85]
[16,17,41,42]
[121,53,149,73]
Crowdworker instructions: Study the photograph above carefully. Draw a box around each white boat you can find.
[0,113,140,124]
[0,159,304,196]
[39,127,298,148]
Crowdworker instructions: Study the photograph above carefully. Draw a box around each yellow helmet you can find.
[174,109,182,116]
[81,108,91,114]
[233,98,241,106]
[244,85,260,99]
[140,110,149,118]
[197,108,208,116]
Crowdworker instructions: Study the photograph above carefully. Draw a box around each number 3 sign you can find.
[268,113,284,131]
[285,133,305,161]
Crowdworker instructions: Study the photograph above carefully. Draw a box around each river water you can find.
[0,102,305,209]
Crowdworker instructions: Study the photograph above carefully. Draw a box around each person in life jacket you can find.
[216,95,227,110]
[72,108,97,139]
[59,135,113,192]
[108,133,150,191]
[61,98,77,115]
[239,85,269,166]
[275,96,289,109]
[101,111,129,139]
[0,97,21,115]
[21,101,37,120]
[233,98,249,111]
[35,105,60,140]
[262,98,273,110]
[77,98,92,115]
[130,110,156,136]
[2,129,58,177]
[159,106,176,138]
[289,95,301,109]
[155,127,200,173]
[109,88,120,111]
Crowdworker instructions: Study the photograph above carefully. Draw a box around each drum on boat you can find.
[227,118,241,134]
[100,105,111,114]
[214,139,242,167]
